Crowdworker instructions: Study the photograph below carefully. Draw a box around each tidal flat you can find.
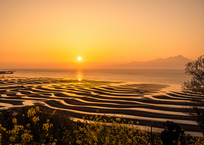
[0,75,203,136]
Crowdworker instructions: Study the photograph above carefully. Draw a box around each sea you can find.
[2,69,202,136]
[13,69,190,91]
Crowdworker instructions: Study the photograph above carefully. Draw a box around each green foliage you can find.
[0,106,74,144]
[0,106,204,144]
[74,115,161,145]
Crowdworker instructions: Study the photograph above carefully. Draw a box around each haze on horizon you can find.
[0,0,203,69]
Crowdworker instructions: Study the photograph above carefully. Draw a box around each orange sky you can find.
[0,0,203,69]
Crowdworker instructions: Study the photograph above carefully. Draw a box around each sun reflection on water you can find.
[76,70,83,84]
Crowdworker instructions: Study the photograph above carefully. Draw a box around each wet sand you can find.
[0,75,203,136]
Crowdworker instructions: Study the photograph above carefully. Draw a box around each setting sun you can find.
[0,1,203,142]
[78,57,82,61]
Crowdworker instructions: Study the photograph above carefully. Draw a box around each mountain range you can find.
[104,55,192,69]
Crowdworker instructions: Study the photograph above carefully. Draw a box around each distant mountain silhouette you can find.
[105,55,193,69]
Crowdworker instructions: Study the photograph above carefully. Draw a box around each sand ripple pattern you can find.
[0,75,203,135]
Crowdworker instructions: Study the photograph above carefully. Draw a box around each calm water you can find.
[13,69,189,86]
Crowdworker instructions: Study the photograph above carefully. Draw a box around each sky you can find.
[0,0,203,69]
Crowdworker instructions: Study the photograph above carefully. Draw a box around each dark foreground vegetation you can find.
[182,55,204,134]
[0,106,203,145]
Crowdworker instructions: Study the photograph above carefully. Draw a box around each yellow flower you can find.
[128,138,132,143]
[0,124,6,132]
[42,123,49,131]
[21,132,33,142]
[12,118,17,124]
[27,108,36,117]
[32,116,40,124]
[10,136,15,142]
[76,140,82,144]
[35,106,40,112]
[26,123,31,128]
[116,118,121,122]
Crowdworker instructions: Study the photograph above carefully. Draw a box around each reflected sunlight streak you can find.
[76,70,83,84]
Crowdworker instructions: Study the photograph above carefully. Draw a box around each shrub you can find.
[0,106,204,144]
[0,106,75,144]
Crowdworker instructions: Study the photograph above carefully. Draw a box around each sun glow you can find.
[0,1,202,69]
[78,57,82,61]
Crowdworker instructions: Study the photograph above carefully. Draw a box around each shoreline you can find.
[0,75,202,136]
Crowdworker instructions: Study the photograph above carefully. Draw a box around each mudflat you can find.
[0,75,202,136]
